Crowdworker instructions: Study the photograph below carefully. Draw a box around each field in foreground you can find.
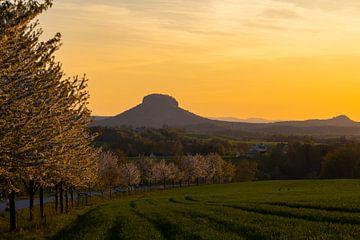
[5,180,360,240]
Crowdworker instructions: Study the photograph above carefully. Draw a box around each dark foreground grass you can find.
[3,179,360,239]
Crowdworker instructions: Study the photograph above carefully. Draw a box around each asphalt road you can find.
[0,196,55,212]
[0,184,184,212]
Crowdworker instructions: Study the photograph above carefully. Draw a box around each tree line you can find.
[91,126,250,157]
[98,151,236,193]
[92,125,360,181]
[245,141,360,181]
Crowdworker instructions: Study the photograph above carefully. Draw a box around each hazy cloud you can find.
[244,22,286,31]
[272,0,360,11]
[43,0,360,63]
[261,8,302,19]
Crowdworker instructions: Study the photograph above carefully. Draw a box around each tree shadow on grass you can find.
[50,206,112,240]
[174,208,266,240]
[105,215,125,240]
[223,204,360,225]
[131,209,201,240]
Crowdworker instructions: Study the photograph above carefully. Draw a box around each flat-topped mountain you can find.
[92,94,360,137]
[93,94,213,128]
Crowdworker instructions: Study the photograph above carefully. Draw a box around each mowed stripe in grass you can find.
[131,200,243,240]
[52,200,163,240]
[47,180,360,240]
[175,199,360,239]
[178,203,360,240]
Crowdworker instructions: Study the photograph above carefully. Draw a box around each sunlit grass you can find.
[2,180,360,239]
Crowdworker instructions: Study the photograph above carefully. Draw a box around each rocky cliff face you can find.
[142,94,179,108]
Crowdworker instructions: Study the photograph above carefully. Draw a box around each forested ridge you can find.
[92,126,360,181]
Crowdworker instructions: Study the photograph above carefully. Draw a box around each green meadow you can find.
[3,180,360,240]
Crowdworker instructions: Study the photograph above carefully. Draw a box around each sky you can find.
[39,0,360,121]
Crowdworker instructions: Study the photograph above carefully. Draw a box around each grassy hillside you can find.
[3,180,360,239]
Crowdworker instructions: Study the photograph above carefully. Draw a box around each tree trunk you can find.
[40,187,44,219]
[179,180,182,188]
[77,192,80,208]
[163,179,166,190]
[188,179,190,187]
[65,190,69,212]
[29,180,35,221]
[55,185,58,212]
[59,184,64,213]
[196,178,199,186]
[71,189,74,208]
[9,190,16,231]
[213,176,215,184]
[88,188,92,203]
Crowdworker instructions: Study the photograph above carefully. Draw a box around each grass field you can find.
[3,180,360,239]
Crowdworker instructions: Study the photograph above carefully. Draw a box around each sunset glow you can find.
[40,0,360,120]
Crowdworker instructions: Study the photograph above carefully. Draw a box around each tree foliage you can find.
[321,144,360,179]
[0,0,96,227]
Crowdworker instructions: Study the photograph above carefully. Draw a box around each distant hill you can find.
[92,116,111,122]
[92,94,214,128]
[273,115,359,127]
[210,117,279,123]
[92,94,360,137]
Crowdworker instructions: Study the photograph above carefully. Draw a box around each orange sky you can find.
[39,0,360,121]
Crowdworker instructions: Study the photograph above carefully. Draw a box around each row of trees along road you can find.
[0,1,238,231]
[98,152,236,192]
[0,0,98,230]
